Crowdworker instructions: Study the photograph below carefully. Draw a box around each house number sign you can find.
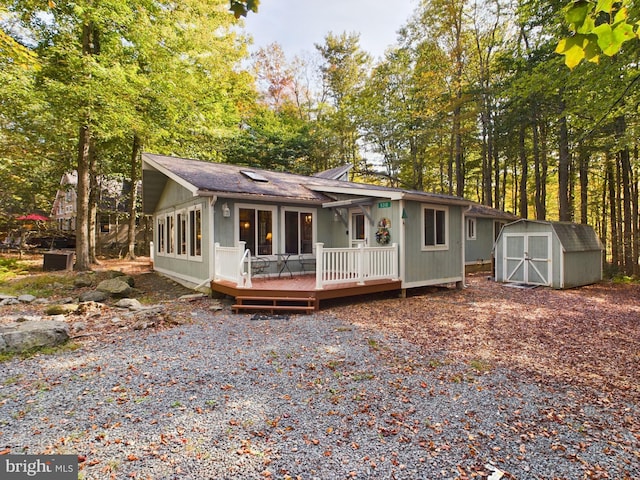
[378,201,391,208]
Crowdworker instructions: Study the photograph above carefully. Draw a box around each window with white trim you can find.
[238,205,275,256]
[176,210,187,256]
[466,217,476,240]
[189,206,202,258]
[157,217,165,254]
[284,208,315,254]
[422,205,448,250]
[166,213,175,254]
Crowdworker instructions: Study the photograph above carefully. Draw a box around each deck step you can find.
[232,296,316,314]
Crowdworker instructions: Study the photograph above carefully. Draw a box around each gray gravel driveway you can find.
[1,310,638,479]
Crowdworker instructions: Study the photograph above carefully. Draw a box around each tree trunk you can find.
[518,123,528,218]
[75,123,91,271]
[606,154,619,267]
[126,134,141,260]
[558,106,571,221]
[74,21,98,272]
[616,116,633,274]
[579,142,589,224]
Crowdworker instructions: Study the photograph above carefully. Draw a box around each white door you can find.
[350,211,369,247]
[503,233,551,285]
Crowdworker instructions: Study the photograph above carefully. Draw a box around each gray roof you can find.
[466,203,519,221]
[142,153,470,207]
[312,164,352,180]
[551,222,603,252]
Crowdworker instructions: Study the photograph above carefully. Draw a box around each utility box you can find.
[43,251,75,271]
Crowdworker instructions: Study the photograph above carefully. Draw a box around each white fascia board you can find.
[306,184,402,200]
[142,153,199,196]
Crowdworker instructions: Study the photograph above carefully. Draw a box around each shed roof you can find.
[141,153,471,212]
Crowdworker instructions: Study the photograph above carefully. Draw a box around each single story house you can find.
[142,153,472,310]
[494,219,603,289]
[464,203,518,270]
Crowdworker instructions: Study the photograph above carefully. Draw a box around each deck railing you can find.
[315,242,399,289]
[214,241,251,287]
[215,241,399,290]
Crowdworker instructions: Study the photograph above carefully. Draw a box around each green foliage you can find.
[557,0,638,68]
[0,258,29,282]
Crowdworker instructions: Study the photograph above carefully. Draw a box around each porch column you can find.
[315,243,324,289]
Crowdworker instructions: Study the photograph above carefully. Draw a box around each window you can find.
[176,211,187,256]
[284,209,314,254]
[466,217,476,240]
[189,207,202,258]
[157,217,165,254]
[166,214,175,254]
[422,206,448,249]
[238,206,275,256]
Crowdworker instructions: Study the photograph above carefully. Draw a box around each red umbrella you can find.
[16,213,50,221]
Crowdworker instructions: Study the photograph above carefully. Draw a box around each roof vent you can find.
[241,170,269,182]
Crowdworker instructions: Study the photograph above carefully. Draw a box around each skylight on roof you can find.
[241,170,269,182]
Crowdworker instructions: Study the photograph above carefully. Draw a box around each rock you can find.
[96,279,132,298]
[72,322,87,333]
[0,320,70,353]
[0,298,19,306]
[74,276,93,288]
[32,298,50,305]
[50,315,67,322]
[110,317,123,324]
[0,294,16,301]
[114,298,143,310]
[119,275,135,287]
[45,304,79,315]
[107,270,126,278]
[78,290,109,303]
[17,294,37,304]
[58,297,75,304]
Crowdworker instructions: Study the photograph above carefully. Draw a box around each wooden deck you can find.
[211,275,402,313]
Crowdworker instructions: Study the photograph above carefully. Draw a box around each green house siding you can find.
[153,180,211,287]
[465,217,495,265]
[403,202,463,287]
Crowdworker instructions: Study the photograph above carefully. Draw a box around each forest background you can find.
[0,0,638,275]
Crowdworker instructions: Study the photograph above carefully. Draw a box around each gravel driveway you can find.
[1,308,638,479]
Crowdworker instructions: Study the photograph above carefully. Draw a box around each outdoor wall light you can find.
[222,203,231,217]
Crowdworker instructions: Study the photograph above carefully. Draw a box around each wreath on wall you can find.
[376,218,391,245]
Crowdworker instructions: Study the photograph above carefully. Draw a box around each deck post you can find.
[315,243,324,289]
[357,243,365,285]
[214,242,220,280]
[392,243,399,279]
[237,241,248,287]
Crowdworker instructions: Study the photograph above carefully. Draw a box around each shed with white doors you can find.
[494,219,603,289]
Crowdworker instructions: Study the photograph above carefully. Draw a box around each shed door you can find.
[503,233,551,286]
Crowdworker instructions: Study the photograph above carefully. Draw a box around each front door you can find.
[503,233,551,285]
[350,211,368,247]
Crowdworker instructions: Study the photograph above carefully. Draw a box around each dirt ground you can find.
[2,254,639,410]
[326,275,640,407]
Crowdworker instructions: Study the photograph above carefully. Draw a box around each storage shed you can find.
[494,220,603,289]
